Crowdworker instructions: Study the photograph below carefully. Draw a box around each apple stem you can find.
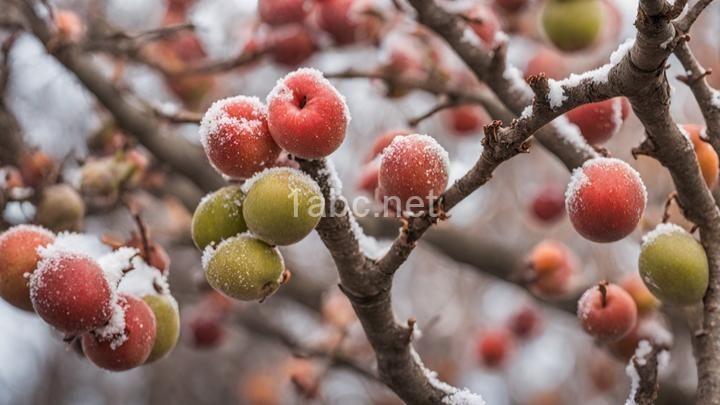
[598,281,608,308]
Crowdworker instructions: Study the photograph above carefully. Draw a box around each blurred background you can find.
[0,0,719,403]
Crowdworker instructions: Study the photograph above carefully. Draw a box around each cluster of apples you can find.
[1,151,86,233]
[253,0,383,67]
[475,305,543,368]
[192,68,343,302]
[0,225,179,371]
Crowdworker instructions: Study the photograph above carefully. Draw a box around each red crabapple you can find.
[265,24,317,67]
[188,315,225,348]
[19,150,54,188]
[82,294,157,371]
[258,0,308,26]
[682,124,719,188]
[200,96,281,179]
[54,9,84,42]
[608,315,671,361]
[378,134,449,213]
[30,253,113,334]
[1,166,24,190]
[357,160,380,195]
[524,48,567,80]
[366,129,412,162]
[507,305,542,340]
[267,68,349,159]
[476,328,514,368]
[530,183,565,223]
[316,0,380,45]
[496,0,528,12]
[466,5,501,46]
[0,225,54,311]
[565,157,646,243]
[527,240,577,297]
[442,105,490,135]
[577,282,637,342]
[565,98,630,145]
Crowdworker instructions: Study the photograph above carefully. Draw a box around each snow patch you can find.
[410,348,486,404]
[641,223,686,247]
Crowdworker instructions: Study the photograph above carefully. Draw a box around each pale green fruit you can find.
[242,168,324,246]
[192,186,248,250]
[542,0,603,52]
[35,184,85,232]
[142,294,180,363]
[639,224,709,306]
[203,235,285,301]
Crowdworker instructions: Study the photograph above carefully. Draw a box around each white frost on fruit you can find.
[641,222,687,247]
[266,67,352,125]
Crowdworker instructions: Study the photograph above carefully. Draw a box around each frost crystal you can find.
[410,348,485,405]
[641,222,686,247]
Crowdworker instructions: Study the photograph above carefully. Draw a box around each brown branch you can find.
[235,311,378,382]
[326,68,514,124]
[625,342,669,405]
[13,0,223,193]
[298,158,473,404]
[622,2,720,404]
[673,37,720,158]
[0,29,24,165]
[407,99,459,127]
[676,0,715,32]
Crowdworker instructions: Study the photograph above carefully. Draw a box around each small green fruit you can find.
[35,184,85,232]
[242,168,324,245]
[142,294,180,363]
[639,224,709,306]
[203,234,285,301]
[192,186,248,249]
[541,0,603,52]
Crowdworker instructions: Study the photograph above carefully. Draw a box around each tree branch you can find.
[625,341,669,405]
[13,0,223,192]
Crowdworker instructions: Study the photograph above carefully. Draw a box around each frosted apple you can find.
[378,134,449,213]
[243,168,323,245]
[267,68,349,159]
[192,186,248,250]
[30,253,113,334]
[639,223,708,305]
[0,225,55,311]
[366,129,412,162]
[200,96,281,179]
[203,234,285,301]
[82,294,157,371]
[577,282,637,342]
[565,98,630,145]
[565,158,646,243]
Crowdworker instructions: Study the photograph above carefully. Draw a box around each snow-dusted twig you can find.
[326,68,514,124]
[673,34,720,158]
[11,0,224,193]
[625,341,669,405]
